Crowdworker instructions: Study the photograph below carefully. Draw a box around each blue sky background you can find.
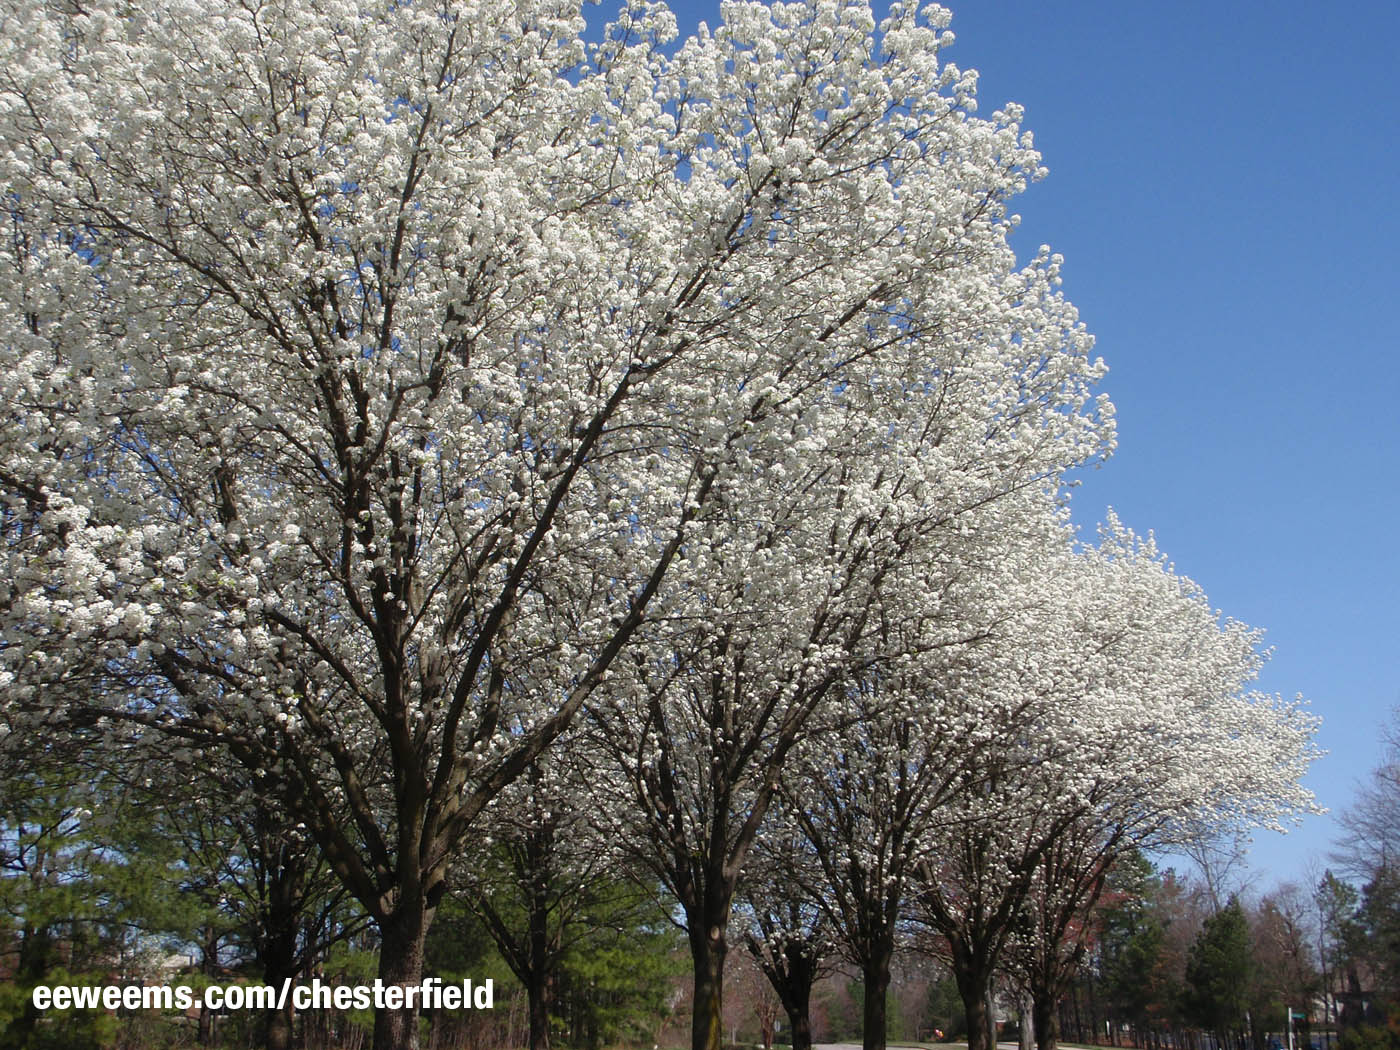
[648,0,1400,891]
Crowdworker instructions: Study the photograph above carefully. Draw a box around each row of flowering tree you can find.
[0,0,1316,1049]
[718,523,1318,1050]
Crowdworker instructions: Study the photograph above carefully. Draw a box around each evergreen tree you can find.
[1099,854,1173,1043]
[0,747,193,1050]
[1355,867,1400,1015]
[1184,896,1253,1047]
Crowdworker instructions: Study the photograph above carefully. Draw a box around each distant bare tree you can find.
[1332,710,1400,881]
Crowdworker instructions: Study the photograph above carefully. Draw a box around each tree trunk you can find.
[1033,986,1060,1050]
[862,941,893,1050]
[957,966,994,1050]
[373,905,430,1050]
[1019,988,1034,1050]
[759,1004,776,1050]
[525,835,554,1050]
[527,979,552,1050]
[1,924,55,1050]
[1071,980,1084,1043]
[690,920,727,1050]
[198,924,220,1046]
[262,950,298,1050]
[757,940,816,1050]
[266,1000,295,1050]
[788,996,814,1050]
[262,872,302,1050]
[1086,970,1101,1046]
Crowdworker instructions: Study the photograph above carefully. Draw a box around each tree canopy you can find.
[0,1,1318,1048]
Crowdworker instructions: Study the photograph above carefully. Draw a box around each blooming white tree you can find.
[0,0,1111,1046]
[736,818,839,1050]
[584,473,1103,1050]
[912,522,1318,1050]
[775,498,1076,1050]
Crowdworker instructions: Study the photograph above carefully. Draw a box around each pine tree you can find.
[1184,896,1253,1049]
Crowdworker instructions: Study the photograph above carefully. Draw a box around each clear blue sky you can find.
[650,0,1400,890]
